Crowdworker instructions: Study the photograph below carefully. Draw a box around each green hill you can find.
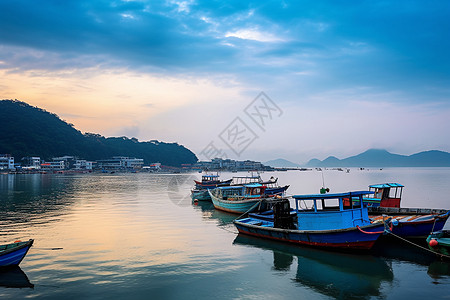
[0,99,197,166]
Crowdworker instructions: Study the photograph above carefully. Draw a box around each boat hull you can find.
[0,240,34,267]
[371,214,448,238]
[209,191,261,214]
[265,185,289,196]
[234,220,384,250]
[427,231,450,256]
[191,189,211,201]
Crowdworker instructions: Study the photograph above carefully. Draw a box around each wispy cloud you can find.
[0,0,449,160]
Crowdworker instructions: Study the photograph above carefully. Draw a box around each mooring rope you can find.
[386,231,450,260]
[233,199,264,222]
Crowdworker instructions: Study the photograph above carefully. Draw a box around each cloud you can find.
[0,0,449,159]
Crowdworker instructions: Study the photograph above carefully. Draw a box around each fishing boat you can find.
[208,183,271,214]
[191,173,233,201]
[346,183,450,239]
[231,174,289,196]
[427,219,450,256]
[0,239,34,267]
[194,174,232,189]
[234,191,388,250]
[344,183,404,208]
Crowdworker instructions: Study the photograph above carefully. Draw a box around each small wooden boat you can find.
[209,184,271,214]
[0,239,34,267]
[231,175,289,196]
[194,174,232,189]
[370,211,449,239]
[427,220,450,256]
[234,192,387,251]
[191,173,233,201]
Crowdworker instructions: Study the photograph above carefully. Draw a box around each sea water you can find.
[0,168,449,299]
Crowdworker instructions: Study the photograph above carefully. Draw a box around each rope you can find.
[386,231,450,260]
[233,199,264,222]
[356,225,385,235]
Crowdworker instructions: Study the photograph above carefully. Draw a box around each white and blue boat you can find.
[208,184,269,214]
[0,239,34,267]
[234,192,387,251]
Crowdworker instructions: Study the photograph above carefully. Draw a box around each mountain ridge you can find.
[306,149,450,167]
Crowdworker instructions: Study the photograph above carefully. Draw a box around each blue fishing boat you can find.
[234,192,387,250]
[0,239,34,267]
[209,184,270,214]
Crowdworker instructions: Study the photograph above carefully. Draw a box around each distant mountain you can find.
[0,99,198,166]
[306,149,450,167]
[265,158,300,168]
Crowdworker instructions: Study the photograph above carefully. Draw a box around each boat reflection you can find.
[192,200,237,226]
[428,261,450,283]
[372,237,450,281]
[0,266,34,288]
[233,234,394,299]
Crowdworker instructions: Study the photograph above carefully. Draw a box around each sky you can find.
[0,0,449,164]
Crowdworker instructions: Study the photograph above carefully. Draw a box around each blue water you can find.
[0,169,449,299]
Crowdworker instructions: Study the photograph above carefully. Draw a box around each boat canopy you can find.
[292,191,374,200]
[218,183,263,190]
[369,183,404,189]
[293,191,374,230]
[202,175,219,179]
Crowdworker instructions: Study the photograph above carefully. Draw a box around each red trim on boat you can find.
[236,229,377,250]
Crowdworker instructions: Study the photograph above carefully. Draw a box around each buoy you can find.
[429,239,438,247]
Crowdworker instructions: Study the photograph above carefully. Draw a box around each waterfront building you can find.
[195,158,271,171]
[0,154,15,170]
[74,160,93,170]
[52,156,77,169]
[21,157,41,169]
[40,160,65,171]
[96,156,144,170]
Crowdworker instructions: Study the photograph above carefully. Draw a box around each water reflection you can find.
[0,266,34,288]
[233,234,394,299]
[192,200,237,226]
[372,238,450,283]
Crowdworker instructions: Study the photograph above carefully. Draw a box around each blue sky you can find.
[0,0,449,163]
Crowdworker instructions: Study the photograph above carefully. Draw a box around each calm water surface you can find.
[1,168,450,299]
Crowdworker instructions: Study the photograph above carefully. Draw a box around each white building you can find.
[74,160,93,170]
[0,154,15,170]
[96,157,144,170]
[22,157,41,169]
[41,161,65,171]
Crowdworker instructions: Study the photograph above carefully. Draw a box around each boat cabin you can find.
[292,191,374,231]
[232,175,261,185]
[201,174,220,183]
[215,184,266,200]
[368,183,403,207]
